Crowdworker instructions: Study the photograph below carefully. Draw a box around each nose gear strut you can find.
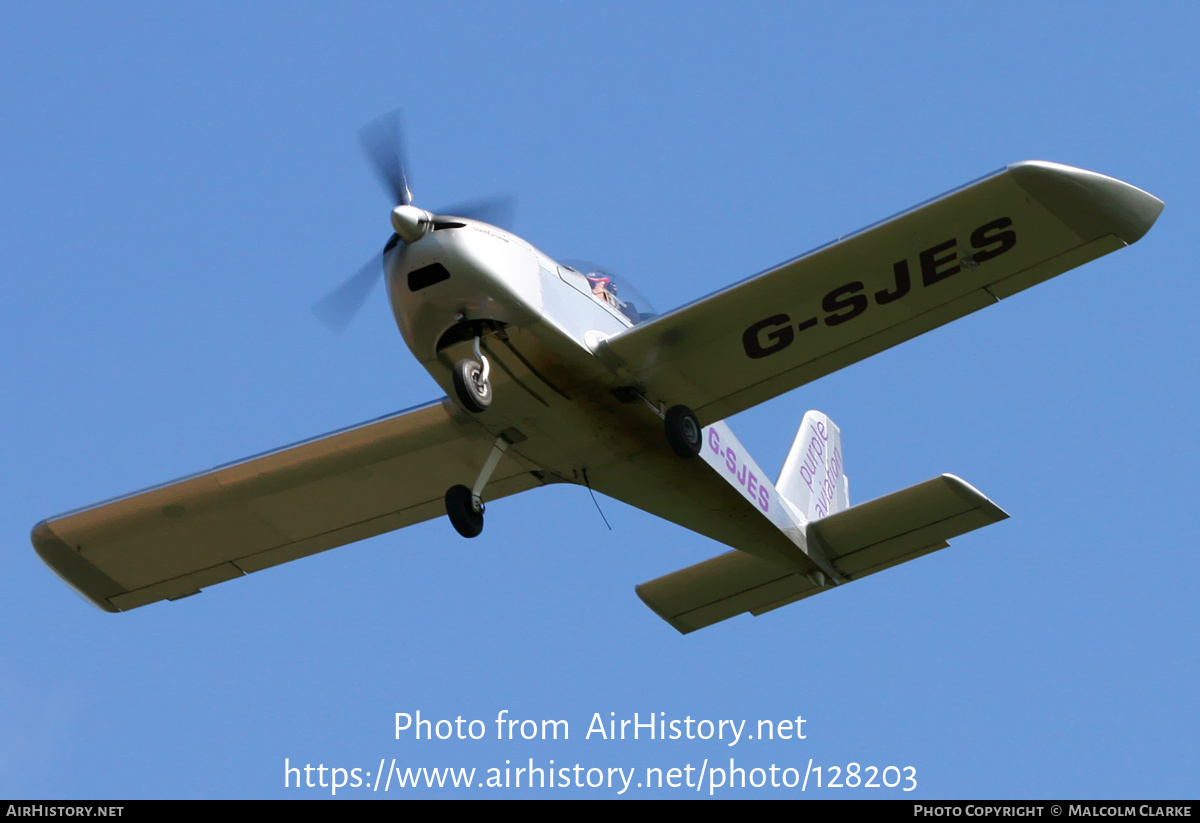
[452,334,493,413]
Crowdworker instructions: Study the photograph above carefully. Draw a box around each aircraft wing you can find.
[636,474,1007,633]
[33,399,548,612]
[596,162,1163,423]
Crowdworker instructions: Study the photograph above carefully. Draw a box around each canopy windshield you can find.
[561,261,657,325]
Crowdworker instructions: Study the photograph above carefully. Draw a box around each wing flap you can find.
[599,162,1162,423]
[233,468,539,575]
[636,474,1008,633]
[34,399,546,611]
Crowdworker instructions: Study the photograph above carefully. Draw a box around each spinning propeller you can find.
[312,111,516,332]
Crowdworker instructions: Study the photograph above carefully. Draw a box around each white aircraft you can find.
[32,114,1163,632]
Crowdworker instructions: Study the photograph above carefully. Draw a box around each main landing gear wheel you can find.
[444,436,508,539]
[452,358,492,413]
[664,404,702,458]
[445,484,483,538]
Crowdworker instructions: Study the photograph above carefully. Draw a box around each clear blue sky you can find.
[3,2,1196,798]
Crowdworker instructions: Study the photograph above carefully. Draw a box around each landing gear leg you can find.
[664,404,702,458]
[452,335,492,413]
[445,436,509,538]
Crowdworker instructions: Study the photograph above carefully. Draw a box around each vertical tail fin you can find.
[776,410,850,522]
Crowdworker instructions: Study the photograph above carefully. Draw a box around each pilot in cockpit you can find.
[586,272,614,302]
[585,270,643,324]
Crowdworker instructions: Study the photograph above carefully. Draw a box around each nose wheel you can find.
[451,335,493,413]
[453,359,492,412]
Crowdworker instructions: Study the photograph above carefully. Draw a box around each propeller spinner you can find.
[311,111,516,332]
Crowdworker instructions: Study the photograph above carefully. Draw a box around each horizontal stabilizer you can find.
[636,474,1007,633]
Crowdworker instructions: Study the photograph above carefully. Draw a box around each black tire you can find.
[664,404,702,458]
[445,484,483,538]
[452,358,492,413]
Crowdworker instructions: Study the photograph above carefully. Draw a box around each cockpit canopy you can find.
[560,261,657,325]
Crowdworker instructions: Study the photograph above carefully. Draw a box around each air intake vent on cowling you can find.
[408,263,451,292]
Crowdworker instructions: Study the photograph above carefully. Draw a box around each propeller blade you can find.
[318,114,518,334]
[435,196,517,232]
[311,251,385,333]
[358,110,412,207]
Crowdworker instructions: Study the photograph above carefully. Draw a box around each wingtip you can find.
[31,519,123,613]
[634,582,695,634]
[938,474,1010,522]
[1008,160,1164,245]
